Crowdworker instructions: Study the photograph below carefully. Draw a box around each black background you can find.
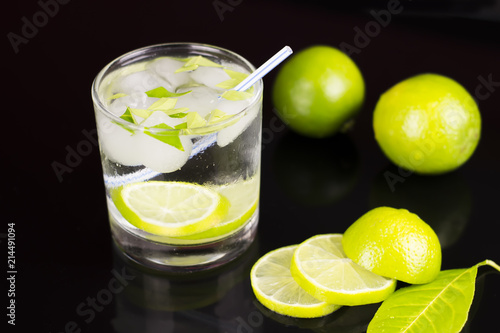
[4,0,500,332]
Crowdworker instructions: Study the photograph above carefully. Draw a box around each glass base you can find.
[110,210,259,273]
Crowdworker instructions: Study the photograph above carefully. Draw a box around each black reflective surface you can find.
[5,0,500,332]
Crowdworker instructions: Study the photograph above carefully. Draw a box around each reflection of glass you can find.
[111,237,261,333]
[272,132,359,207]
[369,165,471,249]
[91,43,263,271]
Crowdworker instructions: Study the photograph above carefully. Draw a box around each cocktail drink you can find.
[91,43,262,271]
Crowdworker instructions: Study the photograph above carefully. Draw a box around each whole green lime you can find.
[272,45,365,138]
[373,73,481,174]
[342,206,442,285]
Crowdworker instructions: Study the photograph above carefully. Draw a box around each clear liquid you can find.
[99,97,261,271]
[94,49,263,271]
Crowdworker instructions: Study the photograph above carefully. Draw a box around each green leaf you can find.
[206,109,232,124]
[186,112,207,128]
[368,260,500,333]
[120,107,138,124]
[221,90,253,101]
[168,112,188,118]
[108,92,127,100]
[174,122,187,129]
[145,86,191,98]
[144,123,184,151]
[216,69,249,89]
[129,108,153,119]
[175,55,223,73]
[112,121,134,134]
[147,98,178,112]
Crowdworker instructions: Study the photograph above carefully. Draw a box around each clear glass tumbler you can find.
[91,43,262,272]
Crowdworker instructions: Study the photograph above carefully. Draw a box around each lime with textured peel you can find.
[290,234,396,306]
[373,73,481,174]
[251,245,342,318]
[342,206,442,284]
[112,181,229,237]
[272,45,365,138]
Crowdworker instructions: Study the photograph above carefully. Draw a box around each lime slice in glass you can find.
[112,181,228,237]
[177,176,259,242]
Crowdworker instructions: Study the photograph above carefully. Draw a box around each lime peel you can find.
[251,245,342,318]
[291,234,397,306]
[112,181,229,237]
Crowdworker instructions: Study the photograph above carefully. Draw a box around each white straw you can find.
[233,46,293,92]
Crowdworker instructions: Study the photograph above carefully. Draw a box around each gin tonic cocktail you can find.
[91,43,262,271]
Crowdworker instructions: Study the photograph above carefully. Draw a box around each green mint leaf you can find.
[175,55,223,73]
[368,260,500,333]
[225,69,249,81]
[112,121,134,134]
[186,55,223,68]
[120,107,138,124]
[221,90,253,101]
[145,86,191,98]
[175,64,198,73]
[144,123,184,151]
[216,69,249,89]
[169,112,188,118]
[206,109,232,124]
[147,98,178,112]
[174,122,187,129]
[129,108,153,119]
[108,93,127,100]
[186,112,207,128]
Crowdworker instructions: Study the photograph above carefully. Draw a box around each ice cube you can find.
[96,111,193,172]
[108,92,155,117]
[96,113,144,166]
[115,70,165,95]
[217,103,260,147]
[216,98,251,115]
[175,85,220,118]
[189,66,230,90]
[149,57,191,89]
[135,132,193,173]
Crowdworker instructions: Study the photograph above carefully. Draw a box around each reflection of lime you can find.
[343,207,442,284]
[272,45,365,138]
[373,73,481,174]
[253,299,335,329]
[368,166,471,249]
[290,234,396,306]
[313,303,380,333]
[112,181,229,237]
[251,245,341,318]
[273,132,359,207]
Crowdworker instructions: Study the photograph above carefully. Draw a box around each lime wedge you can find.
[177,176,259,241]
[251,245,342,318]
[112,181,229,237]
[291,234,396,306]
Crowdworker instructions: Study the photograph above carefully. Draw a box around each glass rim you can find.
[91,42,263,134]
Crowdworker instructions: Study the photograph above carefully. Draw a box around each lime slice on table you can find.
[251,245,341,318]
[112,181,229,237]
[291,234,396,306]
[176,176,259,242]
